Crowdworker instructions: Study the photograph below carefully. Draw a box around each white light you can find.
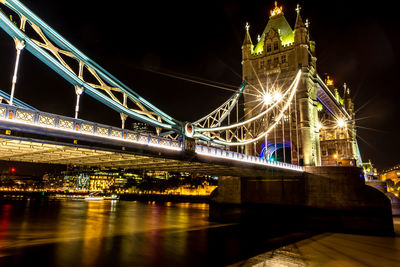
[263,93,273,105]
[273,92,282,102]
[337,118,346,128]
[16,41,25,51]
[195,145,303,172]
[317,122,323,130]
[196,70,302,133]
[0,111,182,151]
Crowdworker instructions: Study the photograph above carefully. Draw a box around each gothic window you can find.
[326,132,334,140]
[267,59,271,65]
[267,44,272,52]
[328,148,335,155]
[260,61,264,69]
[322,150,327,156]
[274,57,279,65]
[274,41,279,50]
[281,55,286,63]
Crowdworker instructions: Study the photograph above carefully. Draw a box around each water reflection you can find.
[0,199,225,266]
[0,199,312,266]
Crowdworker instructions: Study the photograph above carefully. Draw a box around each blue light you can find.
[259,141,292,161]
[376,185,379,188]
[359,174,363,178]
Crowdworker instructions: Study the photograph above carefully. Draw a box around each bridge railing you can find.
[0,103,303,171]
[195,145,303,172]
[0,103,182,151]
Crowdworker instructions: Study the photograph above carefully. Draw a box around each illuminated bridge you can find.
[0,0,395,235]
[0,103,302,177]
[0,0,358,175]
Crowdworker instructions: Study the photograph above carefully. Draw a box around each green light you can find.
[252,13,294,55]
[317,102,323,111]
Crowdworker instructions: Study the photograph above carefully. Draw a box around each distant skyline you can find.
[0,0,399,170]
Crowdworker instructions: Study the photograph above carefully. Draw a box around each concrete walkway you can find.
[230,217,400,267]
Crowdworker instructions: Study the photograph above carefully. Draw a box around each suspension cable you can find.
[196,70,301,133]
[196,70,302,146]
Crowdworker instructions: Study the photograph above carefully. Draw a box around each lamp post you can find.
[9,39,25,106]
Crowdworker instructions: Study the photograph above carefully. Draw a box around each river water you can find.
[0,199,310,267]
[1,199,399,266]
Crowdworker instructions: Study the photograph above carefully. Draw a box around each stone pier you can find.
[210,166,394,236]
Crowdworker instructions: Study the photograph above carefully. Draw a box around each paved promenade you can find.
[231,217,400,267]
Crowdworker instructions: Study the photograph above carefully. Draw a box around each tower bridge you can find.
[0,0,360,169]
[0,0,394,234]
[241,2,361,167]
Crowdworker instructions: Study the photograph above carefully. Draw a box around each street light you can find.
[263,93,273,105]
[337,118,346,128]
[273,92,282,102]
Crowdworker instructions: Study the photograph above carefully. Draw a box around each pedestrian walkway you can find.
[230,217,400,267]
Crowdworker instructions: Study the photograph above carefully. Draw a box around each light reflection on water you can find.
[0,199,238,266]
[2,199,396,266]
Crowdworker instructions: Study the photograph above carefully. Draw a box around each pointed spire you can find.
[295,4,305,29]
[270,1,283,17]
[344,83,350,96]
[305,19,310,29]
[242,22,253,46]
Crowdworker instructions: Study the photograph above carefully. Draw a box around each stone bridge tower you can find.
[242,2,321,166]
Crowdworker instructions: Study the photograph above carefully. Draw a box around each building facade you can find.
[241,2,358,166]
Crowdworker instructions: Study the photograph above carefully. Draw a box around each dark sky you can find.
[0,0,399,171]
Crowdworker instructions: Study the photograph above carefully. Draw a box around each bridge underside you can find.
[0,137,299,178]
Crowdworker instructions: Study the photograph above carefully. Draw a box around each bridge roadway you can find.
[0,103,302,177]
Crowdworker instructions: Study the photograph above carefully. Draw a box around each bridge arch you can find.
[260,141,292,164]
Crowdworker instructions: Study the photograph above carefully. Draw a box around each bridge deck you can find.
[0,103,302,177]
[0,137,301,177]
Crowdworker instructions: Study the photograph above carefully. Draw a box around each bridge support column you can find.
[298,97,314,165]
[313,98,322,166]
[9,39,25,106]
[297,73,321,166]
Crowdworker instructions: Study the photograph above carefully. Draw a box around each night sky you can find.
[0,0,399,171]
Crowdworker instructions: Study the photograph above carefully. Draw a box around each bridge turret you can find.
[241,22,253,61]
[294,4,310,68]
[294,5,307,44]
[343,83,354,116]
[240,2,321,166]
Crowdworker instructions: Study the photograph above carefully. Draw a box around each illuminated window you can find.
[274,42,279,50]
[267,44,272,52]
[326,132,334,140]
